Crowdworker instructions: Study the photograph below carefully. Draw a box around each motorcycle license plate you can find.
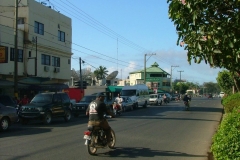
[83,135,90,140]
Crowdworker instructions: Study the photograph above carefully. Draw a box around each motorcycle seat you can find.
[88,125,101,131]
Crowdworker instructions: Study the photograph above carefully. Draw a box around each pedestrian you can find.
[19,95,30,106]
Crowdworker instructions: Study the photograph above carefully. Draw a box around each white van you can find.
[120,84,149,108]
[219,92,225,98]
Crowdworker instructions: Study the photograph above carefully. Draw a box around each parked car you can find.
[19,92,72,124]
[0,103,18,131]
[72,95,97,117]
[0,95,18,108]
[122,97,135,111]
[149,94,163,105]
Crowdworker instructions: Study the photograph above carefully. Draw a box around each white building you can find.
[0,0,72,95]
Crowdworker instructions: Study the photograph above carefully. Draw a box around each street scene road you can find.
[0,97,223,160]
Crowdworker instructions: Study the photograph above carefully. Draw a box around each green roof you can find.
[130,62,170,75]
[106,86,123,92]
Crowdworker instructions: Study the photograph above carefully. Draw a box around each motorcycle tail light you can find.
[84,131,91,135]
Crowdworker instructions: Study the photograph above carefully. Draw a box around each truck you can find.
[120,84,149,108]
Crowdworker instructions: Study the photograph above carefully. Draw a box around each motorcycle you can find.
[83,116,116,155]
[112,102,122,116]
[184,100,190,110]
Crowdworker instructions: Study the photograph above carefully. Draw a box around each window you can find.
[150,74,162,77]
[68,59,70,64]
[10,48,23,62]
[52,56,60,67]
[162,82,170,86]
[41,54,50,65]
[58,30,65,42]
[18,18,24,24]
[34,21,44,35]
[0,46,8,63]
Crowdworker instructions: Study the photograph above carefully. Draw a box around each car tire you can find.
[135,103,138,109]
[160,100,162,106]
[122,106,126,112]
[43,112,52,124]
[64,110,71,122]
[143,101,147,108]
[130,105,133,111]
[1,117,10,131]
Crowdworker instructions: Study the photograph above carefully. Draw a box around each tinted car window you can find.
[80,96,96,102]
[0,95,16,107]
[61,93,70,103]
[53,94,61,103]
[31,94,52,103]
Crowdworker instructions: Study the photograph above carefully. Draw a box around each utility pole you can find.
[144,53,156,84]
[79,57,83,89]
[14,0,19,97]
[178,70,184,81]
[171,65,179,93]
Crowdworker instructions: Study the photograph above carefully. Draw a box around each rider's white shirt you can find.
[115,97,123,104]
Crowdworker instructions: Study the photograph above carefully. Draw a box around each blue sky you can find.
[45,0,221,85]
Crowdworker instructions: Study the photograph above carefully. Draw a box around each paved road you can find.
[0,97,223,160]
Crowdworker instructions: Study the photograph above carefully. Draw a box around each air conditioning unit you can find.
[44,66,49,72]
[54,67,60,73]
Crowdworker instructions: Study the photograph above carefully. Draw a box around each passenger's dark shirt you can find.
[86,99,108,121]
[183,95,190,102]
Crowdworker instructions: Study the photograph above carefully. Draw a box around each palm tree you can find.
[94,66,108,80]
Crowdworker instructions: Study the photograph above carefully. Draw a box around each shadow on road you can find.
[96,147,206,159]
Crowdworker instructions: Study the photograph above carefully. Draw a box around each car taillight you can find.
[84,131,91,135]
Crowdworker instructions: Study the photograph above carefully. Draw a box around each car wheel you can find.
[43,112,52,124]
[160,100,162,106]
[64,110,71,122]
[1,117,10,131]
[143,101,147,108]
[122,106,126,112]
[135,103,138,109]
[130,105,133,111]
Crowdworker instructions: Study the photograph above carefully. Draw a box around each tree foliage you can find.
[168,0,240,74]
[216,70,236,94]
[93,66,108,80]
[173,82,189,94]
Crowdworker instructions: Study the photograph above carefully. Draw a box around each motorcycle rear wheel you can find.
[87,135,97,155]
[108,129,116,149]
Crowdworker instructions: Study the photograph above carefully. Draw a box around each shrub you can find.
[222,92,240,113]
[211,106,240,160]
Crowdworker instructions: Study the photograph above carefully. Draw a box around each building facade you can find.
[129,62,171,92]
[0,0,72,96]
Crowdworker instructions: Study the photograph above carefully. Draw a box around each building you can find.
[129,62,171,92]
[0,0,72,96]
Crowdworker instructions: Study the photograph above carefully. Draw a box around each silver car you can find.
[0,103,18,131]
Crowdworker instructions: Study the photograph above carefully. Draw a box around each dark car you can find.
[18,92,72,124]
[72,95,96,117]
[122,97,134,112]
[0,95,17,108]
[0,103,18,131]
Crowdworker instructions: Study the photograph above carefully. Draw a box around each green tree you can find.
[216,70,235,94]
[168,0,240,75]
[174,82,189,94]
[93,66,108,80]
[203,82,221,94]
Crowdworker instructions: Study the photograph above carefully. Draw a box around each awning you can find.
[0,79,14,87]
[18,77,51,84]
[106,86,123,93]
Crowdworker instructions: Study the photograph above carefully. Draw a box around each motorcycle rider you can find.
[86,92,115,145]
[183,93,191,109]
[115,94,123,111]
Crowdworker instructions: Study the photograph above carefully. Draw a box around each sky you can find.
[43,0,222,85]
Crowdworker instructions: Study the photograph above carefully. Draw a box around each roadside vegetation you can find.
[167,0,240,159]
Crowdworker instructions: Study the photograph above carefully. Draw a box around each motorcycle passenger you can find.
[86,93,115,145]
[115,94,123,111]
